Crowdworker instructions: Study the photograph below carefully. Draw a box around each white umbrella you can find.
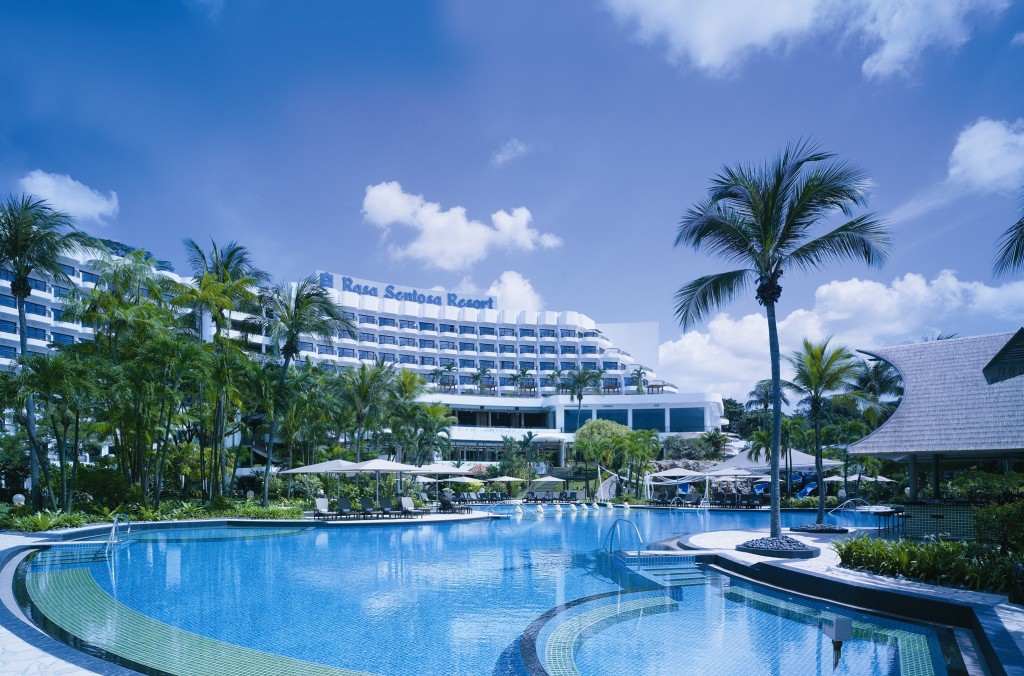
[531,475,565,483]
[703,467,756,477]
[488,475,525,483]
[651,467,703,478]
[414,476,437,483]
[411,462,471,475]
[447,476,485,484]
[346,458,421,504]
[280,459,356,474]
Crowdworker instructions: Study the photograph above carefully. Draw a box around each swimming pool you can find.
[15,508,964,675]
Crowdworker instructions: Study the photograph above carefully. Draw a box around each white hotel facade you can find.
[0,256,724,467]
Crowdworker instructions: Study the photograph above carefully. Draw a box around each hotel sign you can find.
[333,274,495,310]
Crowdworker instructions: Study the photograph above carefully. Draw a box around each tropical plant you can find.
[673,142,891,539]
[470,365,492,393]
[629,366,646,394]
[783,337,862,523]
[993,188,1024,277]
[745,379,789,431]
[567,368,603,433]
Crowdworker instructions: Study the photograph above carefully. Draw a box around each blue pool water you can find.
[19,508,958,675]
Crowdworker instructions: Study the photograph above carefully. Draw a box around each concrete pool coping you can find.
[1,519,1021,675]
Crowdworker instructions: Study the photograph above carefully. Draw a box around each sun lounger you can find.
[398,497,424,518]
[378,497,397,518]
[358,496,378,518]
[439,495,471,514]
[313,497,333,520]
[335,497,356,519]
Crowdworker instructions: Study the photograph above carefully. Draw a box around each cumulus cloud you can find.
[491,138,531,166]
[604,0,1009,79]
[18,170,119,225]
[891,117,1024,222]
[658,270,1024,400]
[362,181,562,271]
[485,271,545,312]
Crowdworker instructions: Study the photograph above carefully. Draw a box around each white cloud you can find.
[491,138,531,167]
[185,0,224,22]
[604,0,1009,79]
[1013,32,1024,46]
[891,117,1024,222]
[361,181,562,271]
[658,270,1024,400]
[485,271,545,312]
[18,170,119,225]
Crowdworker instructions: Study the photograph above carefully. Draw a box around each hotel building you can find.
[0,256,724,468]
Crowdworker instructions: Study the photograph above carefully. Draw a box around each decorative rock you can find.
[790,524,849,534]
[736,535,820,559]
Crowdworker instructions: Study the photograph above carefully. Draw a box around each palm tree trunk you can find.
[766,301,783,539]
[17,297,44,511]
[262,354,292,507]
[814,420,825,524]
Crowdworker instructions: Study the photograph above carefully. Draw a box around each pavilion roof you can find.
[849,331,1024,458]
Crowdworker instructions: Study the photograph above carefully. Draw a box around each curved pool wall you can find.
[0,509,1008,675]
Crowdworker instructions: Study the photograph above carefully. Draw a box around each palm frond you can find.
[993,193,1024,277]
[673,269,753,329]
[785,213,891,271]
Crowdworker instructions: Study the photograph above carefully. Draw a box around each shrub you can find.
[947,471,1024,503]
[1,510,92,533]
[75,467,129,510]
[974,500,1024,554]
[833,534,1019,594]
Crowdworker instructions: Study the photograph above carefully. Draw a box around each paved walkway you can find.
[676,528,1024,675]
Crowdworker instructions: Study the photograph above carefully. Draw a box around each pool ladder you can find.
[828,498,872,516]
[105,513,131,556]
[604,518,644,557]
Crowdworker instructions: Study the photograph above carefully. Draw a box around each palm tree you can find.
[994,189,1024,277]
[259,276,355,506]
[699,429,729,459]
[673,142,891,539]
[629,366,646,394]
[545,367,564,394]
[745,379,789,430]
[852,358,902,429]
[336,360,394,464]
[413,403,455,465]
[389,369,427,462]
[0,195,91,510]
[567,368,603,435]
[470,365,492,393]
[783,337,861,523]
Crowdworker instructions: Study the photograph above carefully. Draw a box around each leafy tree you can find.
[698,429,729,459]
[674,142,891,539]
[567,368,602,434]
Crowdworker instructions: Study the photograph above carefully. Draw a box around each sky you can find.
[2,1,1023,401]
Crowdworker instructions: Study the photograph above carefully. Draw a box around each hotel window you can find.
[603,378,621,387]
[342,311,356,320]
[419,339,436,349]
[603,361,619,370]
[358,315,376,324]
[338,348,355,358]
[581,345,598,354]
[624,378,637,388]
[540,345,556,355]
[519,328,536,338]
[560,345,577,354]
[0,346,15,359]
[459,375,473,385]
[317,345,334,355]
[459,359,475,368]
[539,329,556,338]
[59,264,77,277]
[0,295,15,308]
[500,360,515,370]
[82,271,100,284]
[420,356,436,366]
[439,323,456,333]
[399,354,415,364]
[519,361,535,370]
[319,362,337,372]
[399,337,417,347]
[499,377,513,386]
[359,350,376,360]
[459,326,476,335]
[379,335,396,345]
[337,328,354,339]
[439,340,456,350]
[519,345,536,354]
[53,286,70,298]
[299,342,314,352]
[26,302,47,316]
[597,409,628,425]
[539,361,555,371]
[379,352,395,362]
[28,278,47,292]
[419,322,436,332]
[478,327,495,336]
[358,332,376,343]
[26,327,46,341]
[439,357,455,366]
[480,360,495,369]
[581,331,599,338]
[378,317,397,328]
[560,362,577,370]
[632,408,665,432]
[459,342,475,351]
[0,320,15,334]
[478,344,495,353]
[560,329,576,338]
[499,344,515,354]
[499,328,516,337]
[399,320,416,329]
[581,362,598,370]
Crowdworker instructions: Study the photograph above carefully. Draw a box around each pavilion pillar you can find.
[932,454,942,499]
[908,455,918,501]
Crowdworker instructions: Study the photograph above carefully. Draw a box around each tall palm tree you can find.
[567,368,602,434]
[745,379,789,430]
[629,366,646,394]
[546,367,564,394]
[0,195,91,510]
[389,369,427,462]
[993,189,1024,277]
[259,276,355,506]
[336,360,394,464]
[673,142,891,539]
[852,358,902,430]
[470,365,492,393]
[783,337,861,523]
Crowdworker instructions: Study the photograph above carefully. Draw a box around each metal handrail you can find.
[106,513,131,555]
[828,498,872,516]
[604,518,644,556]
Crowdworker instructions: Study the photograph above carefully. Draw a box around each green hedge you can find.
[833,534,1019,594]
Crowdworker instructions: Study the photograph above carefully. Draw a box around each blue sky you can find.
[2,1,1023,399]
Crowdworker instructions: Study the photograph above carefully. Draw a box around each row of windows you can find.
[337,312,600,340]
[304,345,624,372]
[339,334,603,356]
[564,407,704,434]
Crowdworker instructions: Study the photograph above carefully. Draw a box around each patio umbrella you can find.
[411,462,471,475]
[487,476,525,483]
[345,458,420,504]
[280,459,356,474]
[651,467,703,478]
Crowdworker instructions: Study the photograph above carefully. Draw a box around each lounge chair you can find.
[313,497,333,520]
[335,497,355,519]
[358,496,378,518]
[566,491,579,503]
[683,493,702,507]
[524,491,536,502]
[712,491,726,506]
[378,497,397,518]
[398,497,424,518]
[439,495,471,514]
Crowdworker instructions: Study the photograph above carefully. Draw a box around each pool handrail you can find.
[828,498,872,516]
[604,518,644,556]
[105,513,131,556]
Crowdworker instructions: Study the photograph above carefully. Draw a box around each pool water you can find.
[18,509,960,675]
